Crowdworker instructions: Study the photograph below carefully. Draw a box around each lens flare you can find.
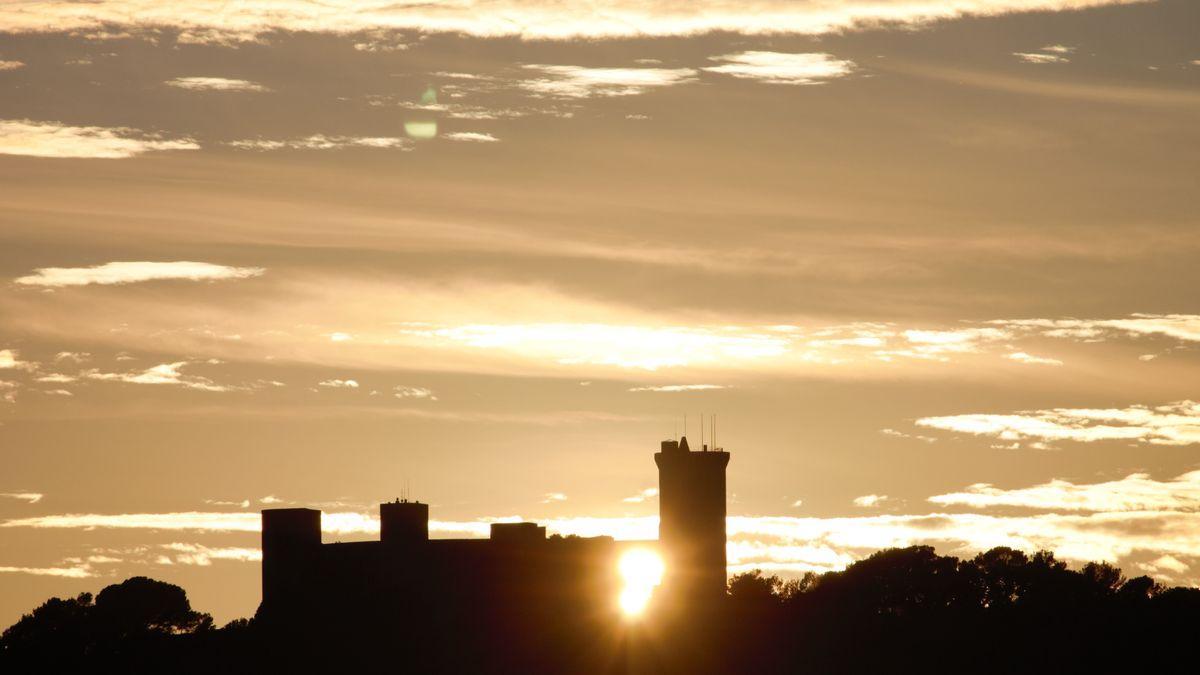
[617,548,664,617]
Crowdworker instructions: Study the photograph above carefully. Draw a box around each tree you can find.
[93,577,213,636]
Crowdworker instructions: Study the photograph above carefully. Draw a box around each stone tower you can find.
[655,435,730,601]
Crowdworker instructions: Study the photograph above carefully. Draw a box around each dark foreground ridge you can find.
[3,546,1200,674]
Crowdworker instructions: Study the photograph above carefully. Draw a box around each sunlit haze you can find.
[618,548,665,617]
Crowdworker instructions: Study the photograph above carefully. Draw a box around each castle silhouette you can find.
[259,436,729,624]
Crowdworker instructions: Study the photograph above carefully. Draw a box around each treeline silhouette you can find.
[3,546,1199,674]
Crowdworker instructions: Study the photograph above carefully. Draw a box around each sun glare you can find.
[617,548,665,617]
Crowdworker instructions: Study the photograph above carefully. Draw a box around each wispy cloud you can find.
[319,379,359,389]
[995,315,1200,344]
[82,362,231,392]
[159,543,261,565]
[1014,52,1069,64]
[541,492,567,503]
[0,492,43,504]
[13,509,1200,584]
[0,1,1137,41]
[443,132,499,143]
[394,385,435,400]
[0,119,198,158]
[853,494,889,508]
[14,261,264,287]
[880,428,937,443]
[703,51,854,85]
[929,471,1200,512]
[1005,351,1063,366]
[1014,44,1076,64]
[0,60,24,71]
[165,76,267,92]
[520,65,697,98]
[0,349,29,370]
[873,327,1013,362]
[228,135,409,151]
[406,323,787,370]
[628,384,726,392]
[916,400,1200,447]
[204,499,250,508]
[0,564,92,578]
[623,488,659,504]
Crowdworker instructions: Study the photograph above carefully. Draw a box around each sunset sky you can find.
[1,0,1199,625]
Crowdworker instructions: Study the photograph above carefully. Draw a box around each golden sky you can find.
[1,0,1199,625]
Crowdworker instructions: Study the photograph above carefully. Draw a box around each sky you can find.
[1,0,1199,626]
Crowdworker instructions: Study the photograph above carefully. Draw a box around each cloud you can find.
[520,65,697,98]
[628,384,726,392]
[159,543,261,565]
[406,323,787,370]
[0,349,28,370]
[0,380,18,403]
[81,362,230,392]
[929,471,1200,512]
[541,492,567,503]
[204,499,250,508]
[259,495,283,504]
[623,488,659,504]
[1005,351,1063,366]
[703,52,854,85]
[0,564,92,578]
[1041,44,1076,54]
[879,428,937,443]
[14,261,264,287]
[54,351,90,363]
[12,508,1200,584]
[0,492,43,504]
[0,510,317,533]
[443,132,499,143]
[1014,52,1069,64]
[871,327,1013,362]
[0,119,198,158]
[165,76,267,92]
[0,60,24,71]
[916,400,1200,447]
[319,379,359,389]
[853,494,889,508]
[394,386,436,400]
[329,332,352,342]
[997,315,1200,344]
[0,1,1138,41]
[723,511,1200,578]
[228,135,409,151]
[1141,555,1188,576]
[791,499,804,508]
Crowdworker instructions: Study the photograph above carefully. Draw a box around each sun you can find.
[617,548,665,617]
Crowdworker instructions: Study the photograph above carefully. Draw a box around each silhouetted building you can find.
[656,436,730,600]
[259,436,729,627]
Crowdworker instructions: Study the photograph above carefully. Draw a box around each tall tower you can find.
[380,499,429,545]
[655,435,730,601]
[261,508,321,611]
